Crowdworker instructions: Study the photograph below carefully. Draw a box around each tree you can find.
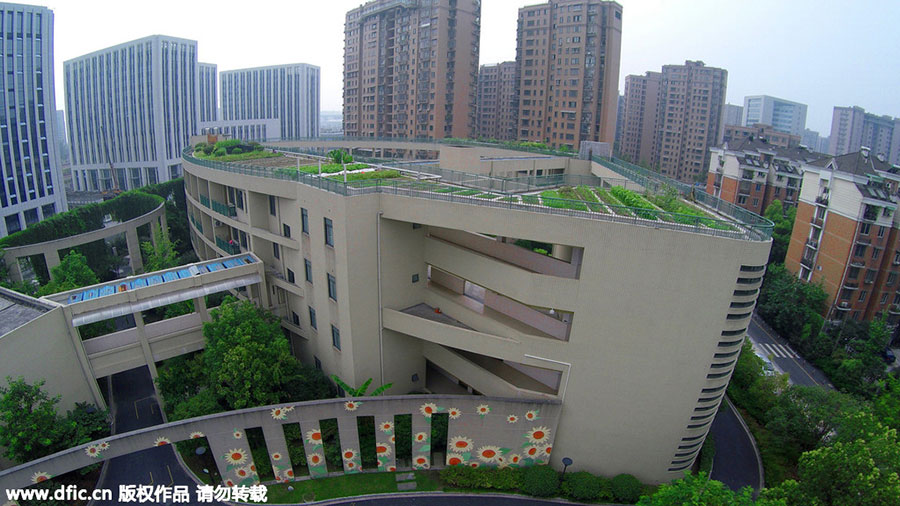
[765,412,900,506]
[765,386,861,461]
[327,149,353,165]
[756,264,827,343]
[873,375,900,430]
[37,250,99,296]
[0,377,66,463]
[763,200,795,265]
[202,298,291,409]
[141,225,178,272]
[637,472,784,506]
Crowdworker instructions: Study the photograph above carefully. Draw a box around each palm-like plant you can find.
[331,376,393,397]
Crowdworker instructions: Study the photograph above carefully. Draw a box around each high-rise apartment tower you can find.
[515,0,622,150]
[476,62,517,141]
[343,0,480,139]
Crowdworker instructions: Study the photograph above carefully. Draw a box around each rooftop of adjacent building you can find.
[808,148,899,178]
[64,34,198,65]
[720,137,826,165]
[219,63,320,74]
[0,286,53,337]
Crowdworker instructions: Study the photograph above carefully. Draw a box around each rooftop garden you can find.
[193,139,283,162]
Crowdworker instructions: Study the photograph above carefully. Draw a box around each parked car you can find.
[883,348,897,364]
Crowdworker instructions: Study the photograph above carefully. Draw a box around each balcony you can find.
[890,304,900,315]
[835,302,852,311]
[806,239,819,250]
[215,236,240,255]
[843,281,859,290]
[811,217,824,228]
[816,195,829,206]
[800,257,815,269]
[856,236,872,245]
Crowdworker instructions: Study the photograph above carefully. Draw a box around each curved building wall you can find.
[182,152,769,483]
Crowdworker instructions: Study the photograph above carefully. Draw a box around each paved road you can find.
[93,366,221,506]
[708,398,760,492]
[746,315,832,388]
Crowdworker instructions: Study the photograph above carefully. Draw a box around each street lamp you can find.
[561,457,573,482]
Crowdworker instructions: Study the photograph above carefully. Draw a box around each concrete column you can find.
[411,410,432,470]
[374,417,396,472]
[44,250,61,280]
[551,244,573,263]
[194,296,210,322]
[7,256,23,283]
[261,424,295,482]
[298,420,328,478]
[159,213,168,237]
[126,227,144,274]
[206,428,259,486]
[337,416,362,473]
[134,312,165,422]
[150,220,160,247]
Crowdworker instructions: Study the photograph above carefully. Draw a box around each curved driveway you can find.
[708,397,761,492]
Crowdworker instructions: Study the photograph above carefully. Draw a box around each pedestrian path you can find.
[395,472,417,491]
[758,342,799,359]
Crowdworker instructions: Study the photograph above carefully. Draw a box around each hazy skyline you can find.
[48,0,900,134]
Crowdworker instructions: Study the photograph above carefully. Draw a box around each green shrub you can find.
[611,473,643,503]
[440,466,523,491]
[213,147,227,156]
[521,465,559,497]
[231,148,242,155]
[561,471,607,501]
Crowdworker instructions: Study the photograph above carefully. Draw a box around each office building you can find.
[707,137,822,214]
[343,0,480,139]
[621,61,727,182]
[742,95,807,136]
[786,147,900,323]
[199,62,218,123]
[828,106,900,165]
[65,35,198,192]
[220,63,320,140]
[476,62,517,141]
[182,138,770,482]
[515,0,622,150]
[723,104,743,126]
[723,124,800,150]
[0,3,66,237]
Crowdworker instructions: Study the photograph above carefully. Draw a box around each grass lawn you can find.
[456,189,482,196]
[253,470,444,504]
[540,190,588,211]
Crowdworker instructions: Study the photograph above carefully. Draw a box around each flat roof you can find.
[0,288,52,336]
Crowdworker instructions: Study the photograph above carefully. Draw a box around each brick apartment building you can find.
[786,148,900,323]
[707,137,822,215]
[515,0,622,150]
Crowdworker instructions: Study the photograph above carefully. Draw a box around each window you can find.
[881,293,889,305]
[866,269,877,283]
[308,306,317,329]
[888,272,897,286]
[879,226,886,238]
[23,208,38,226]
[859,290,868,303]
[873,248,881,260]
[41,203,56,218]
[305,259,312,283]
[292,311,300,326]
[5,214,20,234]
[269,195,277,216]
[860,223,871,235]
[327,274,337,301]
[737,195,747,205]
[841,289,852,301]
[314,356,321,370]
[301,208,309,234]
[273,242,280,260]
[412,274,420,283]
[283,224,291,238]
[236,190,244,210]
[287,269,295,284]
[848,266,860,279]
[854,244,867,257]
[331,325,341,350]
[324,218,334,246]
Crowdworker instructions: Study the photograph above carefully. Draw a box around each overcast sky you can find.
[48,0,900,134]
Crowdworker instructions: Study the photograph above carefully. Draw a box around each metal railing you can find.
[189,214,203,233]
[211,198,237,217]
[215,236,240,255]
[183,148,772,241]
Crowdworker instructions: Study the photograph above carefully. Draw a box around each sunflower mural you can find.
[304,427,328,476]
[222,447,257,487]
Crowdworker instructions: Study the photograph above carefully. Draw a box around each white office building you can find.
[64,35,199,192]
[199,62,217,123]
[220,63,319,139]
[742,95,808,136]
[0,3,66,237]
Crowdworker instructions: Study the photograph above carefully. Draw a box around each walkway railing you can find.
[183,148,772,241]
[215,236,240,255]
[268,136,578,158]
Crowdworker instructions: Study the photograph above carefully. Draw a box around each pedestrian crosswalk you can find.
[758,342,800,359]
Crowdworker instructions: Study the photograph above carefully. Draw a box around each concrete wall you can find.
[0,395,561,490]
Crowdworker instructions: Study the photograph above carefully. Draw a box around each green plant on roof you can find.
[331,376,393,397]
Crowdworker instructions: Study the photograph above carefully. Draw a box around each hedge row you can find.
[0,190,164,248]
[439,465,644,503]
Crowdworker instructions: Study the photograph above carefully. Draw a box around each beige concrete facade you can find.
[183,144,770,483]
[514,0,622,150]
[343,0,480,139]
